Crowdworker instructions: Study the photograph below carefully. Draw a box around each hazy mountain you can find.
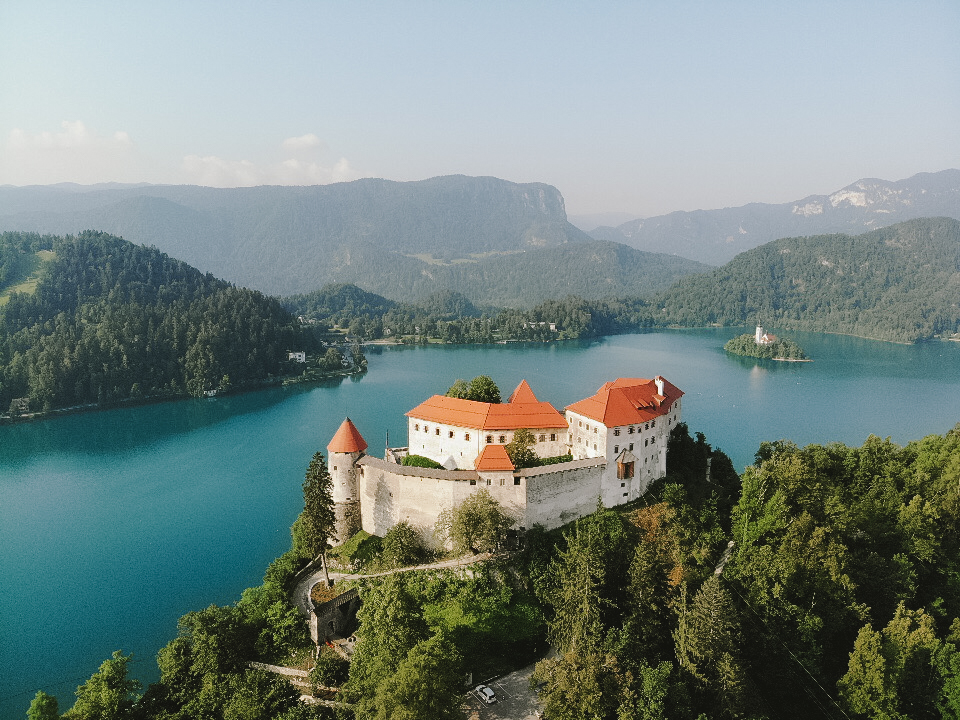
[0,175,709,306]
[591,169,960,265]
[567,211,641,232]
[0,175,592,297]
[653,217,960,343]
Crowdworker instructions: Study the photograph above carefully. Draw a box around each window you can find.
[644,423,649,430]
[435,428,440,435]
[623,492,628,497]
[614,445,619,454]
[425,426,429,433]
[550,433,557,441]
[449,430,454,439]
[465,433,470,441]
[514,477,521,485]
[500,478,504,486]
[621,482,626,487]
[486,479,491,486]
[578,421,582,427]
[628,426,634,434]
[593,443,597,451]
[486,435,493,443]
[538,434,546,442]
[593,427,598,434]
[644,439,648,447]
[629,443,634,451]
[614,428,621,436]
[651,436,656,444]
[415,423,419,431]
[499,435,506,443]
[470,479,476,486]
[651,419,656,427]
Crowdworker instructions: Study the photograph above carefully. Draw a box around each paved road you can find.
[461,662,544,720]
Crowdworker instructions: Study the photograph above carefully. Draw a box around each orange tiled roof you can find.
[474,444,515,471]
[406,380,567,430]
[565,377,683,428]
[328,417,368,454]
[507,379,539,404]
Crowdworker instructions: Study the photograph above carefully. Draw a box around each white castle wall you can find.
[355,455,608,537]
[519,458,606,529]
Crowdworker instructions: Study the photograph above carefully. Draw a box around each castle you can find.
[326,376,683,542]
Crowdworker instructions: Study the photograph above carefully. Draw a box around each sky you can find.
[1,1,958,218]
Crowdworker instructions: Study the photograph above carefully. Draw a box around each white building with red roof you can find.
[324,374,683,540]
[405,380,568,469]
[565,376,684,505]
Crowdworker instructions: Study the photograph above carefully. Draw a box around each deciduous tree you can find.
[434,488,513,555]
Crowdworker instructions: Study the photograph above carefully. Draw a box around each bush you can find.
[401,454,444,469]
[311,646,350,688]
[328,530,383,570]
[381,521,431,567]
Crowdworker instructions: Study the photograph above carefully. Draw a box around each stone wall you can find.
[519,458,606,530]
[356,457,527,541]
[355,455,608,537]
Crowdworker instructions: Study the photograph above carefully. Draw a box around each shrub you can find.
[401,454,444,469]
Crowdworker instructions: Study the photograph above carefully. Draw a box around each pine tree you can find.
[300,451,336,584]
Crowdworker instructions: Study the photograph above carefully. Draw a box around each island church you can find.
[326,376,683,543]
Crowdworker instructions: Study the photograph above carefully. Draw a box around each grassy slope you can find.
[0,250,54,307]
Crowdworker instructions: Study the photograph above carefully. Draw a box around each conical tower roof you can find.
[327,417,368,454]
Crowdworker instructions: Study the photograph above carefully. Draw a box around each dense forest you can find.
[286,218,960,345]
[285,284,658,343]
[0,231,320,414]
[654,217,960,343]
[723,333,807,360]
[34,422,960,719]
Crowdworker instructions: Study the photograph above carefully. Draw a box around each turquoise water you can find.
[2,329,959,717]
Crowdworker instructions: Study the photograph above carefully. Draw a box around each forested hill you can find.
[654,217,960,343]
[591,169,960,265]
[0,231,317,414]
[0,176,598,298]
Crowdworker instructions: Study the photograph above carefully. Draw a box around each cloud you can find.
[182,146,357,187]
[3,121,140,184]
[281,133,325,151]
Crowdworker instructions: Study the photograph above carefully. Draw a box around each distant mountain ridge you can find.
[0,175,708,305]
[591,169,960,265]
[654,216,960,343]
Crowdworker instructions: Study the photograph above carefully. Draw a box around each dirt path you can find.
[292,552,494,615]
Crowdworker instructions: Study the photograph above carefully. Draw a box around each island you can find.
[724,325,809,361]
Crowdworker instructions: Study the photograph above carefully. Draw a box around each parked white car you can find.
[475,684,496,704]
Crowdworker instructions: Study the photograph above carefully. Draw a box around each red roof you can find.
[507,379,539,404]
[406,380,567,430]
[328,417,368,454]
[565,377,683,427]
[474,444,515,471]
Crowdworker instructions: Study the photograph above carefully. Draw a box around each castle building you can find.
[565,376,683,507]
[327,376,683,542]
[404,380,568,469]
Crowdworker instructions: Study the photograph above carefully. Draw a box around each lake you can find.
[2,328,959,717]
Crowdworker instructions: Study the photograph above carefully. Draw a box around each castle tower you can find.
[327,417,367,544]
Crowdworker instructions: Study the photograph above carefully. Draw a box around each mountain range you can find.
[590,169,960,265]
[0,175,709,306]
[2,170,958,308]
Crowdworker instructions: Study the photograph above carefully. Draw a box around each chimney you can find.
[655,376,664,396]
